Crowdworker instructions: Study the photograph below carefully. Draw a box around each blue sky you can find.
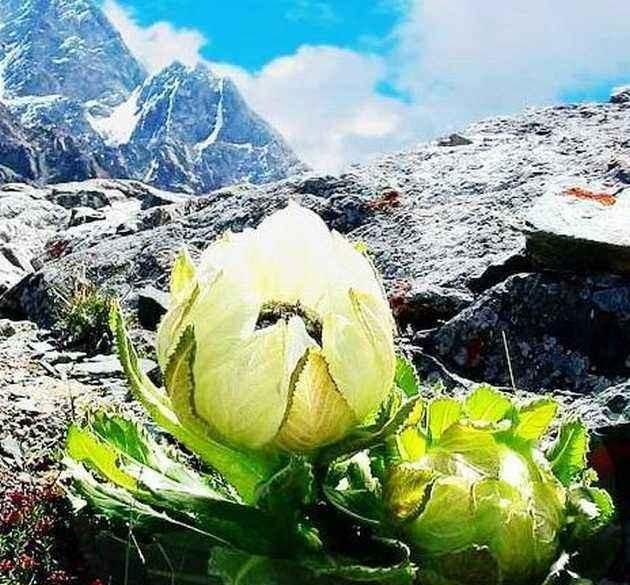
[102,0,630,171]
[104,0,403,71]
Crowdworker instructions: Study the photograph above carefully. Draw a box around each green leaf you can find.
[209,548,319,585]
[65,457,207,538]
[547,420,589,486]
[317,395,423,466]
[418,545,501,585]
[256,456,316,519]
[512,398,558,442]
[397,427,428,461]
[110,302,278,503]
[567,486,616,538]
[66,424,137,492]
[88,414,228,497]
[395,355,420,398]
[464,385,512,424]
[405,477,477,555]
[67,414,292,556]
[209,538,415,585]
[302,537,415,584]
[435,424,502,474]
[428,398,461,441]
[324,452,385,526]
[384,463,435,522]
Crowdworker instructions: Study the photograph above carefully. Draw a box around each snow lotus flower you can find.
[384,387,615,585]
[156,202,396,453]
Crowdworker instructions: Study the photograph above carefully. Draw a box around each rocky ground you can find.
[1,91,630,581]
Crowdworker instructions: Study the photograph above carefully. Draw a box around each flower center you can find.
[256,301,323,345]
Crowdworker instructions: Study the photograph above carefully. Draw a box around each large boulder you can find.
[524,186,630,274]
[611,86,630,105]
[427,273,630,395]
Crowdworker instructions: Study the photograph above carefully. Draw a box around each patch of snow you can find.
[0,46,18,100]
[5,94,66,125]
[143,159,159,183]
[87,87,141,146]
[195,78,225,157]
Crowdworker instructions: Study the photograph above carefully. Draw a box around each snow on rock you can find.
[0,0,305,192]
[86,87,141,146]
[195,77,225,156]
[611,85,630,104]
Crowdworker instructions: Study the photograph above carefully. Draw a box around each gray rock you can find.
[607,156,630,185]
[71,353,155,378]
[524,186,630,274]
[571,382,630,429]
[141,189,190,210]
[391,281,474,331]
[137,285,169,331]
[0,319,17,338]
[611,86,630,104]
[427,273,630,395]
[54,189,111,210]
[68,206,105,226]
[437,133,473,147]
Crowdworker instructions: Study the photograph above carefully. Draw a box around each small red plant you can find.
[0,485,100,585]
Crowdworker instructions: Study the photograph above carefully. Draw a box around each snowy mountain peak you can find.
[0,0,145,104]
[0,0,305,192]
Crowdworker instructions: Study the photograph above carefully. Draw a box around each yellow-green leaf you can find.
[398,427,428,461]
[66,425,137,492]
[547,420,589,486]
[170,247,196,301]
[385,463,435,521]
[464,385,512,424]
[429,398,462,441]
[512,399,558,442]
[395,355,420,398]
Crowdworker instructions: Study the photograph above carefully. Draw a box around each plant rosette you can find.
[62,203,615,585]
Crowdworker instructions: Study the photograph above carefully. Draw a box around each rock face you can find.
[0,0,305,192]
[427,273,630,394]
[524,186,630,273]
[611,86,630,104]
[2,89,630,429]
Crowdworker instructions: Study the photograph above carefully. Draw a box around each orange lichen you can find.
[561,186,616,206]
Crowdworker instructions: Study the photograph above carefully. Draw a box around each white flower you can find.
[157,202,396,452]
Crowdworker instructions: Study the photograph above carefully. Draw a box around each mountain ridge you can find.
[0,0,305,192]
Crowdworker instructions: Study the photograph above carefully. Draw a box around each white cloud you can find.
[393,0,630,133]
[102,0,630,172]
[103,0,207,74]
[213,47,413,172]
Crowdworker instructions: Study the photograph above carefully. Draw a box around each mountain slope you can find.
[0,0,305,192]
[0,0,144,104]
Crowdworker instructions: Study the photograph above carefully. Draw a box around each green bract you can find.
[157,202,396,453]
[384,385,615,585]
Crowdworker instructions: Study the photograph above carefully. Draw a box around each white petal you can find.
[252,201,337,310]
[276,349,357,452]
[329,231,386,301]
[322,289,396,421]
[193,316,315,449]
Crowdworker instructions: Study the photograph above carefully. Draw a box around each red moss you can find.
[368,189,403,211]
